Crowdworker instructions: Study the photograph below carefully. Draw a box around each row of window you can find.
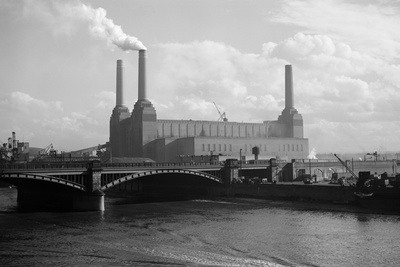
[201,143,304,153]
[202,144,233,152]
[279,144,304,152]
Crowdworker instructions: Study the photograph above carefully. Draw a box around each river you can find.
[1,187,400,266]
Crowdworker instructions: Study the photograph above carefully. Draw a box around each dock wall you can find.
[231,184,356,204]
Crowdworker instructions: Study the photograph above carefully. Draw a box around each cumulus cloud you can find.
[153,29,400,152]
[0,91,63,113]
[153,41,287,121]
[271,0,400,61]
[263,33,376,76]
[94,91,115,110]
[262,32,400,127]
[3,0,400,154]
[0,91,110,150]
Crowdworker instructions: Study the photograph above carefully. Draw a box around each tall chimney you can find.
[138,50,147,101]
[285,65,294,109]
[12,132,16,149]
[116,60,125,107]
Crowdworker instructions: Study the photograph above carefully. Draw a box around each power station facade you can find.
[110,50,309,162]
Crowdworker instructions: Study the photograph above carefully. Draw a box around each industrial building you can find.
[109,50,309,162]
[0,132,29,163]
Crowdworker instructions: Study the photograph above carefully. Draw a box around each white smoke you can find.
[19,1,146,51]
[76,3,146,51]
[307,147,318,159]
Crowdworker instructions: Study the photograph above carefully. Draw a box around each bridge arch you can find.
[0,173,86,191]
[101,169,223,191]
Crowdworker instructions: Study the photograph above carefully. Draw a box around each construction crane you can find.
[334,154,358,179]
[32,144,57,161]
[213,102,228,122]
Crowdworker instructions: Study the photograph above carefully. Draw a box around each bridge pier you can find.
[17,187,105,211]
[14,163,106,211]
[71,190,105,211]
[223,159,239,185]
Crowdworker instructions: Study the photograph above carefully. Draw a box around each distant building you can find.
[1,132,29,162]
[110,51,309,162]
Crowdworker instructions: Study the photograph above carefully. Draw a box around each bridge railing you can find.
[0,159,280,171]
[0,161,225,171]
[0,162,89,170]
[99,161,224,168]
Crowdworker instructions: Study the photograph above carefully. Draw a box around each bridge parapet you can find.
[0,162,89,171]
[0,161,225,171]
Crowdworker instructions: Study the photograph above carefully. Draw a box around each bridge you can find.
[0,160,272,211]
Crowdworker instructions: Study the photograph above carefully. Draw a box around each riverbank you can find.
[228,181,400,215]
[230,181,356,204]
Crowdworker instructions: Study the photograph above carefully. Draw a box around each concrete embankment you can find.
[228,182,357,204]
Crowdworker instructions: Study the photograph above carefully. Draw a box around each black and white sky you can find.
[1,0,400,154]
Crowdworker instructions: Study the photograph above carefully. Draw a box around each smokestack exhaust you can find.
[138,50,147,101]
[116,60,125,107]
[285,65,294,109]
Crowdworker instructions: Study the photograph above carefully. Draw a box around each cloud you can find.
[260,29,400,152]
[271,0,400,61]
[263,33,376,76]
[262,32,400,125]
[3,0,400,154]
[152,30,400,152]
[0,91,63,113]
[153,41,287,121]
[94,91,115,110]
[0,91,110,151]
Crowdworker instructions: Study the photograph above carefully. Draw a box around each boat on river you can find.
[354,185,400,213]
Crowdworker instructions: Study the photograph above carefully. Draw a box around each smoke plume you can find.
[76,3,146,51]
[307,147,318,159]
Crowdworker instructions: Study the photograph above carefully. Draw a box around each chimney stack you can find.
[116,60,125,107]
[12,132,16,149]
[138,50,147,101]
[285,65,294,109]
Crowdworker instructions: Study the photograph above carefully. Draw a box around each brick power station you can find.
[109,50,309,162]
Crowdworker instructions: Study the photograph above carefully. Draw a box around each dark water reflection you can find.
[1,188,400,266]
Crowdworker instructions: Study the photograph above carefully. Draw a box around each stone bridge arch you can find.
[0,173,86,191]
[101,169,223,191]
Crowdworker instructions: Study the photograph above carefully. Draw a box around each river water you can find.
[1,187,400,266]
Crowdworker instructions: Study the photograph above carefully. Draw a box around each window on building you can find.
[208,144,210,151]
[245,144,247,152]
[202,144,205,152]
[292,144,294,151]
[283,145,285,152]
[230,144,232,152]
[301,144,303,151]
[219,144,221,151]
[213,144,216,151]
[224,144,227,151]
[296,144,299,151]
[287,144,290,151]
[264,144,267,151]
